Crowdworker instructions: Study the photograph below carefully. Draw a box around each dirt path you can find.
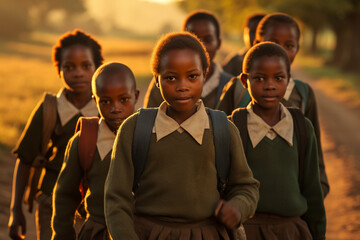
[293,66,360,239]
[1,70,360,239]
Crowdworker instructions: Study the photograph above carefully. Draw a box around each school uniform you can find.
[52,119,114,240]
[13,88,98,240]
[218,78,329,197]
[105,100,259,240]
[143,63,233,109]
[231,103,326,240]
[222,50,247,77]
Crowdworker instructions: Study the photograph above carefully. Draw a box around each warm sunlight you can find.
[141,0,178,3]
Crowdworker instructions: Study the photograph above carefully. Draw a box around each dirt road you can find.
[1,68,360,239]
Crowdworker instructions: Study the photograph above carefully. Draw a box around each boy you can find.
[222,13,265,77]
[230,42,326,239]
[143,10,233,109]
[52,62,139,240]
[8,30,103,240]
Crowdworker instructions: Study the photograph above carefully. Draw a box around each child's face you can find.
[186,19,220,63]
[261,23,299,63]
[60,44,96,93]
[157,49,204,119]
[94,73,139,132]
[243,55,289,111]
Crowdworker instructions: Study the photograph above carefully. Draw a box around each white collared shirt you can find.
[246,103,294,148]
[153,100,210,145]
[56,88,98,126]
[283,78,295,101]
[96,119,116,160]
[201,63,222,98]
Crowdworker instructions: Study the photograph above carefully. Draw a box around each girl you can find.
[9,30,103,240]
[52,62,139,240]
[230,42,326,240]
[104,32,259,240]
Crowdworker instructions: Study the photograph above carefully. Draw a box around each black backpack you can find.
[230,107,308,191]
[131,108,230,195]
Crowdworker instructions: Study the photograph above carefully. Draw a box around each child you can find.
[222,13,265,77]
[51,62,139,240]
[105,32,259,240]
[143,10,233,109]
[230,42,326,239]
[253,12,329,197]
[8,30,103,240]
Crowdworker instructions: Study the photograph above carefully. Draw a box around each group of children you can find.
[8,9,327,240]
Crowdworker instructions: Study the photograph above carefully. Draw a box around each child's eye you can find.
[275,76,285,81]
[120,97,130,103]
[188,74,199,80]
[83,63,93,69]
[100,99,111,105]
[165,76,176,81]
[62,65,73,71]
[254,77,264,82]
[285,44,294,50]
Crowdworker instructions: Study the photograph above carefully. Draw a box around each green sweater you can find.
[244,118,326,240]
[52,134,111,240]
[104,113,260,240]
[218,79,329,197]
[13,101,82,195]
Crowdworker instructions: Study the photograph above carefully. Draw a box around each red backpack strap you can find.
[75,117,99,196]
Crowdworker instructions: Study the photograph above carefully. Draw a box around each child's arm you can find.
[8,160,30,240]
[301,119,326,240]
[305,86,329,197]
[222,121,260,223]
[143,78,163,108]
[214,199,242,229]
[104,115,138,240]
[52,134,83,240]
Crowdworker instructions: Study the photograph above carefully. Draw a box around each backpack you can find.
[230,107,308,191]
[233,77,251,109]
[132,108,231,195]
[294,79,310,113]
[75,117,100,197]
[24,93,57,213]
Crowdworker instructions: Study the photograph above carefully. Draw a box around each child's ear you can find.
[154,76,160,88]
[134,90,140,103]
[240,73,249,88]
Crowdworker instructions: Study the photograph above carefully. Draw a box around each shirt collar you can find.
[246,103,293,148]
[154,100,210,145]
[56,88,98,126]
[97,119,116,160]
[201,63,222,97]
[283,77,295,101]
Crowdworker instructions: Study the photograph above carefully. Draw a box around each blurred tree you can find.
[0,0,31,38]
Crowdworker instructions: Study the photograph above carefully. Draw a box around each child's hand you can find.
[214,200,241,229]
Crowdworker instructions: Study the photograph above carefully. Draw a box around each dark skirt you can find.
[243,213,312,240]
[134,215,232,240]
[78,219,110,240]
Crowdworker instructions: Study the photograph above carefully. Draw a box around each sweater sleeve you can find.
[217,78,237,116]
[52,134,83,240]
[104,114,139,240]
[225,120,260,223]
[305,85,329,197]
[301,118,326,240]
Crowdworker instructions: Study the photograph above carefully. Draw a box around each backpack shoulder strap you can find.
[132,108,158,192]
[207,109,230,195]
[287,107,308,191]
[75,117,100,173]
[294,79,309,112]
[230,108,248,151]
[234,78,251,108]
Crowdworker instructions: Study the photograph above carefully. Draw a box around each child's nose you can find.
[110,102,123,113]
[74,66,84,77]
[264,79,276,90]
[176,78,189,92]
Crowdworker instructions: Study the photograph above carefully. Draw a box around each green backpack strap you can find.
[234,78,251,108]
[294,79,309,113]
[207,109,231,195]
[230,108,248,151]
[75,116,100,197]
[132,108,158,192]
[287,108,308,192]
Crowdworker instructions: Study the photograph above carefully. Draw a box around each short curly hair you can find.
[151,32,210,77]
[255,13,301,44]
[182,10,221,40]
[242,42,291,75]
[52,29,104,75]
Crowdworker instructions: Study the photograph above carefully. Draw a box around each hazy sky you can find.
[86,0,186,34]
